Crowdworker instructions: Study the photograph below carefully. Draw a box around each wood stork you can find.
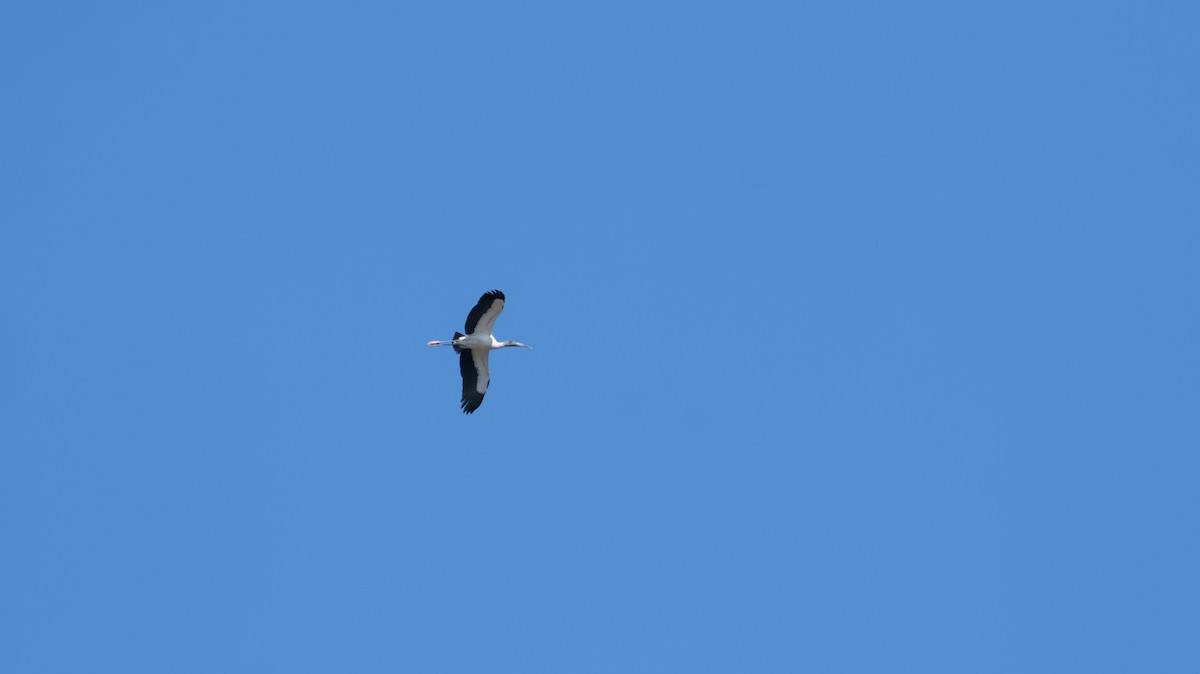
[426,290,532,413]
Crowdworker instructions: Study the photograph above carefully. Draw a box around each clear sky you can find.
[2,2,1198,672]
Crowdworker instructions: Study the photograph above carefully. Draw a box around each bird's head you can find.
[503,341,532,349]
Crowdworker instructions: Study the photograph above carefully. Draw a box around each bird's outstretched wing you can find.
[464,289,505,336]
[459,348,490,414]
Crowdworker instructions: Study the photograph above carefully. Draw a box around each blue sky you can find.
[2,1,1198,672]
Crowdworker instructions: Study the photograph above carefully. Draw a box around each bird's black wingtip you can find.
[481,289,504,301]
[460,392,485,414]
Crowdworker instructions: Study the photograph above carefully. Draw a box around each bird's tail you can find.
[452,332,465,353]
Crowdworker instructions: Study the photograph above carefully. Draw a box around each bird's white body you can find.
[449,333,505,350]
[426,290,531,414]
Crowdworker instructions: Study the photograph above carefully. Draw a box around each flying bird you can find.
[427,290,532,413]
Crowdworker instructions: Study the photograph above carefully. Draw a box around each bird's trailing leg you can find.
[428,331,468,350]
